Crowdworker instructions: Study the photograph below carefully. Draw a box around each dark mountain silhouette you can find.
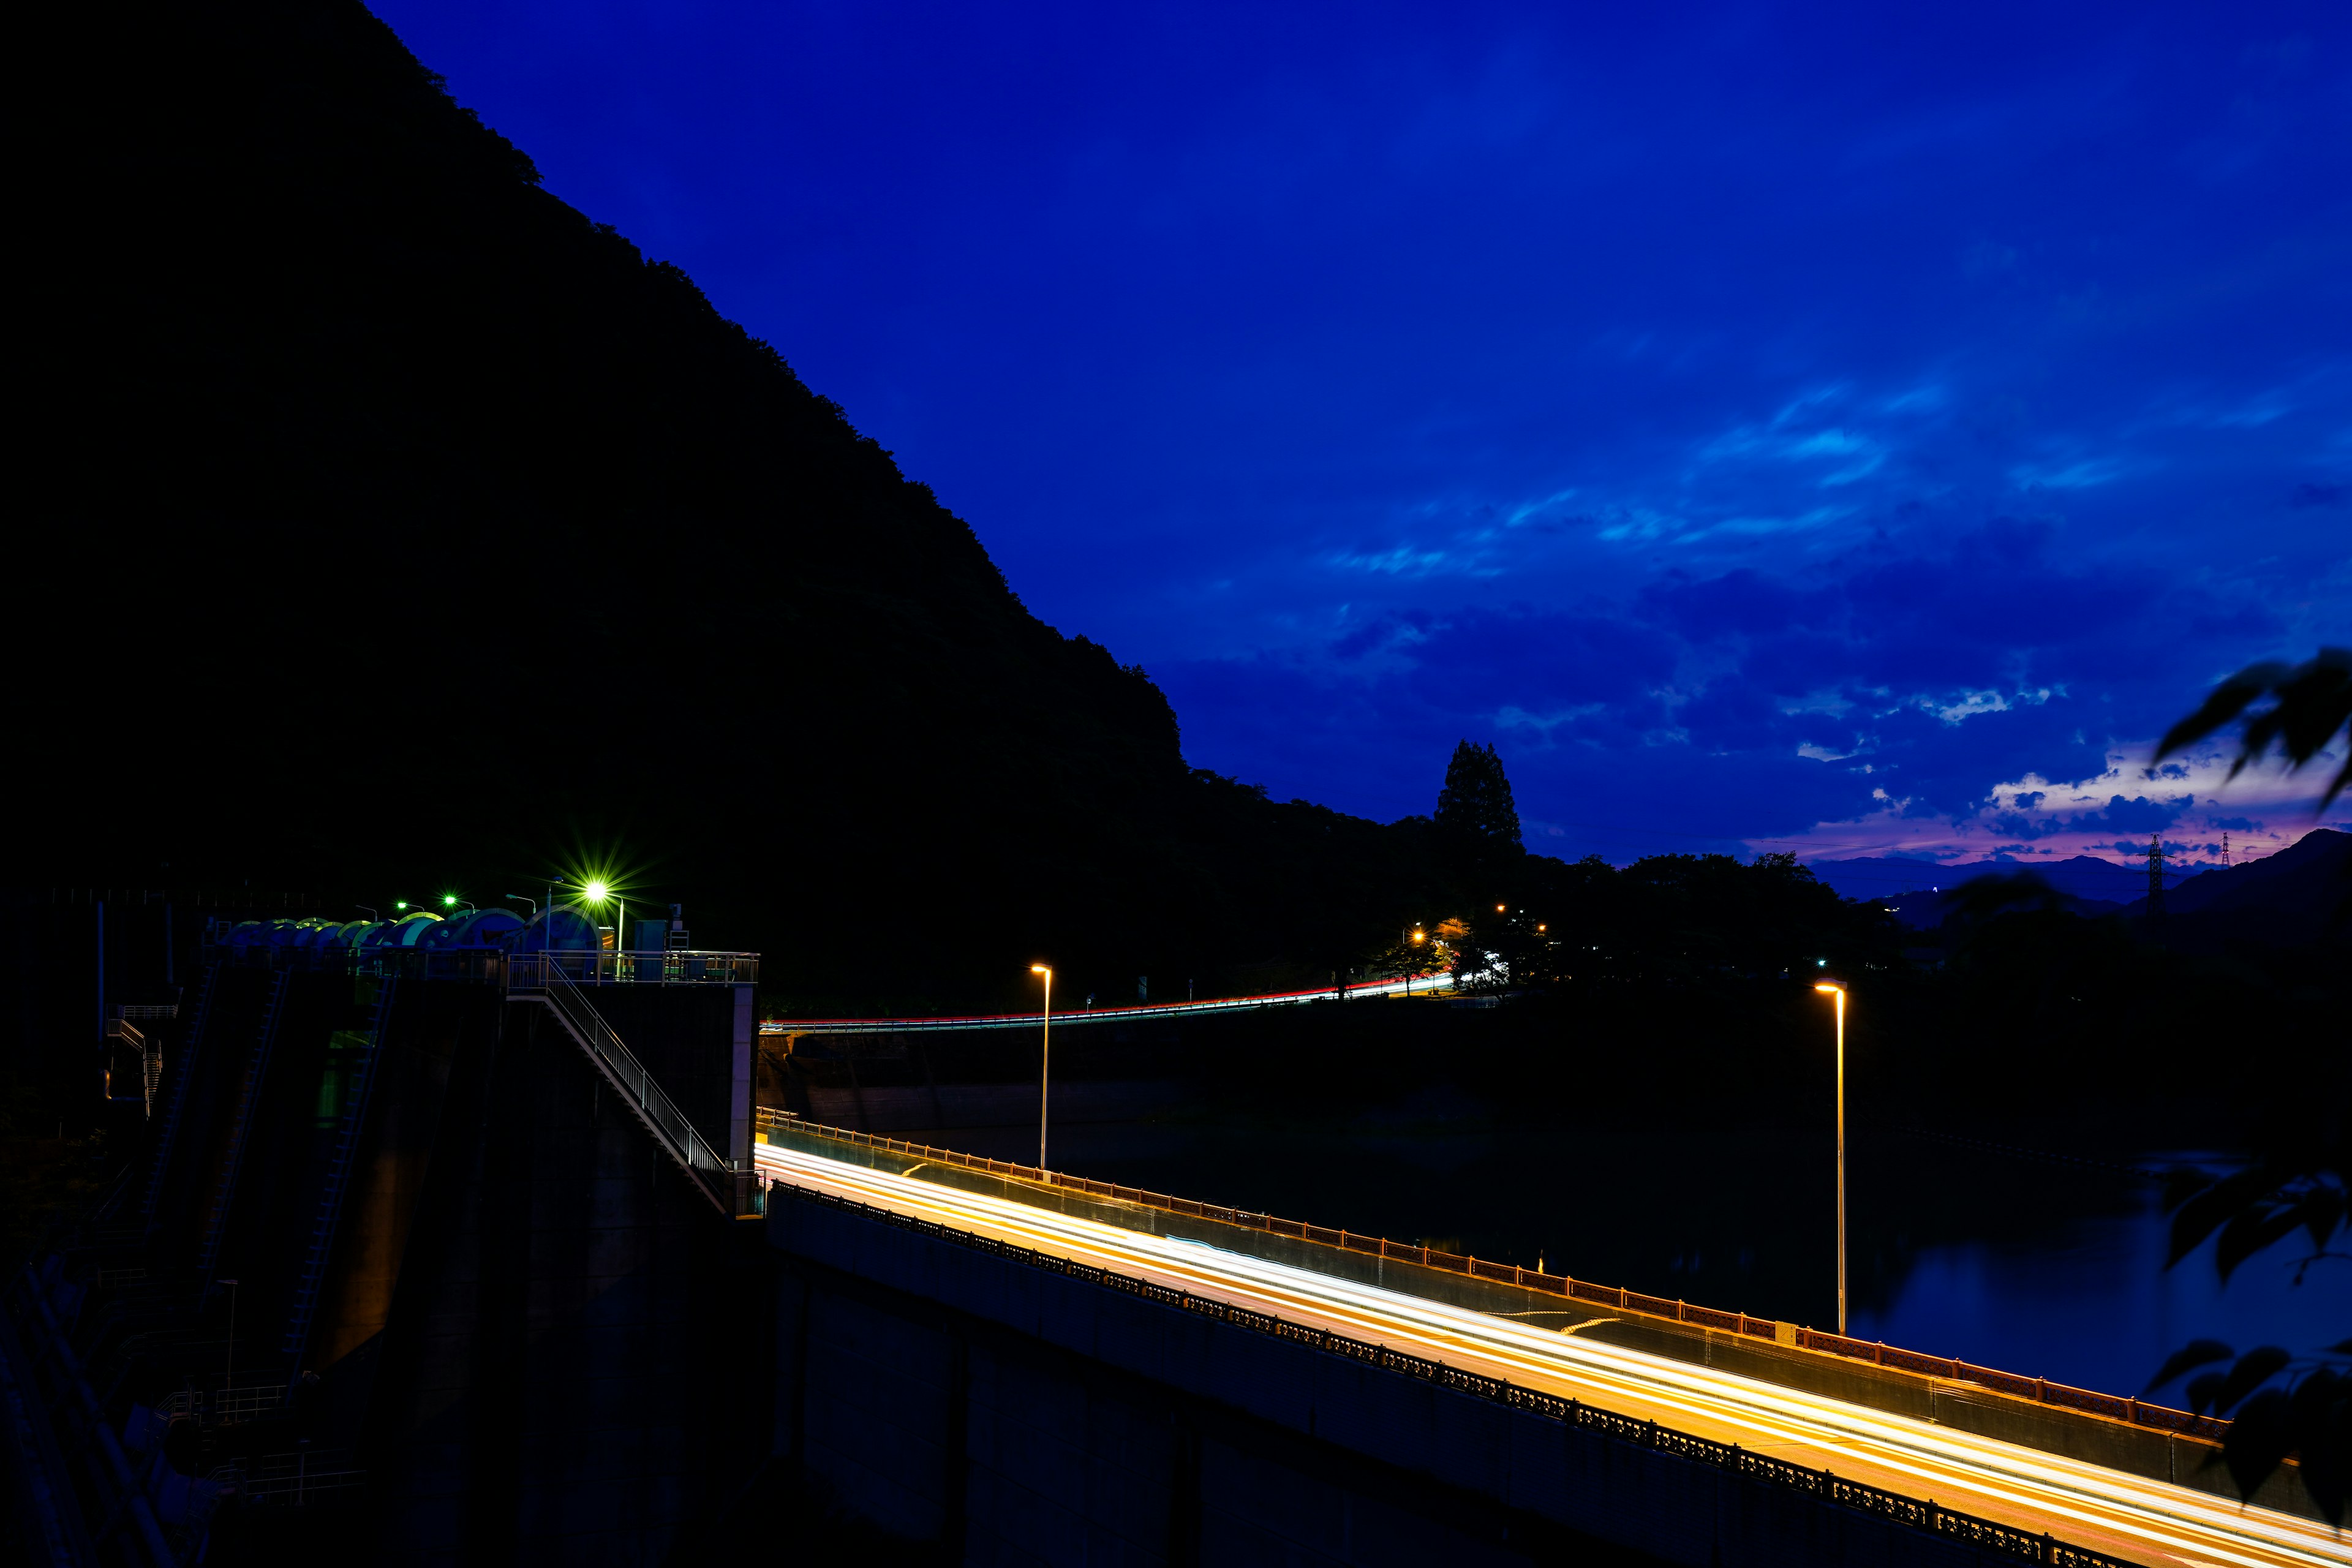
[1808,853,2198,907]
[2120,827,2350,944]
[1875,887,2124,930]
[18,0,1446,1009]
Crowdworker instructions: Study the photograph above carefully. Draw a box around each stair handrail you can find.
[527,965,733,1207]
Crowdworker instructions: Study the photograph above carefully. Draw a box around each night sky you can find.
[374,1,2350,867]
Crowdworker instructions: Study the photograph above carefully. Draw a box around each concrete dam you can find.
[1,915,2334,1565]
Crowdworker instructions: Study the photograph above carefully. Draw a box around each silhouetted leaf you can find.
[2211,1346,2293,1417]
[2157,649,2352,811]
[2161,1166,2212,1212]
[2187,1371,2228,1415]
[2220,1387,2297,1506]
[2167,1166,2280,1270]
[2216,1207,2309,1283]
[2299,1186,2346,1257]
[2145,1340,2234,1394]
[2286,1369,2348,1528]
[2154,663,2287,761]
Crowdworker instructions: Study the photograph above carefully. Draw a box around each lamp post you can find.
[1814,981,1848,1335]
[1030,964,1052,1169]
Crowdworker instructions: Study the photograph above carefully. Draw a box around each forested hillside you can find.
[19,0,1464,1008]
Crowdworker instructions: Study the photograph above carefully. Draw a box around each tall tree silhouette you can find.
[1435,741,1523,894]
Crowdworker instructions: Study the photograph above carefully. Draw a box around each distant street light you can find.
[1814,980,1849,1335]
[1030,965,1053,1169]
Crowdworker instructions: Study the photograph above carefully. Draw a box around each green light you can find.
[443,894,458,907]
[583,880,610,903]
[396,901,409,910]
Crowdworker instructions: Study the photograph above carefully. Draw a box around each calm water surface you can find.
[1003,1101,2348,1401]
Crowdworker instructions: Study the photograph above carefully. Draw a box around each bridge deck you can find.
[755,1143,2337,1568]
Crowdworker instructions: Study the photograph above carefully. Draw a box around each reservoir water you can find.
[1001,1097,2348,1403]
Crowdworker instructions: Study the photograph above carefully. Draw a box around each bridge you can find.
[760,971,1457,1037]
[752,1113,2339,1567]
[6,925,2336,1566]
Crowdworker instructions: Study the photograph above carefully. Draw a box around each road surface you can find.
[755,1144,2345,1568]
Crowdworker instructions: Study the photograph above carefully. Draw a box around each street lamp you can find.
[1030,965,1053,1170]
[1814,980,1848,1335]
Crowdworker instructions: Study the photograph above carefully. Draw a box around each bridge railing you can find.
[508,950,757,988]
[754,1107,2230,1446]
[760,971,1455,1035]
[775,1181,2143,1568]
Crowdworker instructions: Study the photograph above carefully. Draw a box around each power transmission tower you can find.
[2146,834,2166,920]
[2220,831,2231,868]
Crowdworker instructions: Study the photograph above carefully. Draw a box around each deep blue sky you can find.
[375,1,2350,866]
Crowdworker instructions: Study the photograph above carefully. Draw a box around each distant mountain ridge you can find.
[1806,853,2199,905]
[2119,827,2349,924]
[1825,831,2348,944]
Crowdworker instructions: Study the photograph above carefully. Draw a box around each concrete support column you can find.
[730,985,754,1170]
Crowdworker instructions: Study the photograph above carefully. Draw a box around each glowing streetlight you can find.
[1030,965,1053,1169]
[1814,980,1849,1335]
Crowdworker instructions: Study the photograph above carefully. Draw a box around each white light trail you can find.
[757,1144,2346,1568]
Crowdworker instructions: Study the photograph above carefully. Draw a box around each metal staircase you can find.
[195,967,292,1289]
[509,957,734,1215]
[140,962,219,1227]
[279,975,398,1367]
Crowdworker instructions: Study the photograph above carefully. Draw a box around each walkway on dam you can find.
[752,1141,2341,1568]
[761,971,1458,1036]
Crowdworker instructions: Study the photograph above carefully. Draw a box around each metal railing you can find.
[507,949,757,988]
[518,967,735,1213]
[762,970,1451,1035]
[196,944,756,984]
[774,1182,2135,1568]
[242,1447,364,1507]
[755,1109,2230,1446]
